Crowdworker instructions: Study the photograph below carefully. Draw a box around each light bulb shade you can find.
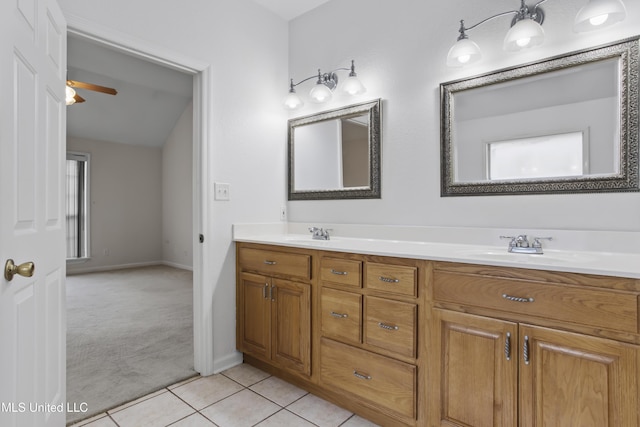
[574,0,626,32]
[283,91,304,110]
[446,38,482,67]
[65,86,76,105]
[342,75,366,96]
[309,83,333,103]
[503,18,545,51]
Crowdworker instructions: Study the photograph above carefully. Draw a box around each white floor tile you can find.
[341,414,381,426]
[249,376,308,406]
[109,391,195,427]
[221,363,270,387]
[106,388,167,414]
[172,374,244,410]
[255,409,316,426]
[200,389,280,427]
[70,414,118,427]
[169,412,217,426]
[287,393,353,427]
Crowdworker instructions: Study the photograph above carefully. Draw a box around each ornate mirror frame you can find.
[288,99,381,200]
[441,37,639,196]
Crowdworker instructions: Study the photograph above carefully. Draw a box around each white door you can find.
[0,0,67,426]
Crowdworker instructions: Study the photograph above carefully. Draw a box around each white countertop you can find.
[233,224,640,279]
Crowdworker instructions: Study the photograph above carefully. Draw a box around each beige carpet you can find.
[66,265,196,424]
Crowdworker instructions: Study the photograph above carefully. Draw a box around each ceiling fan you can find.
[66,79,117,105]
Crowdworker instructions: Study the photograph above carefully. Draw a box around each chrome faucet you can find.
[500,234,552,254]
[309,227,331,241]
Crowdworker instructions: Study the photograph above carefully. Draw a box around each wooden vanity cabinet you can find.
[237,245,312,377]
[429,262,640,427]
[318,252,426,425]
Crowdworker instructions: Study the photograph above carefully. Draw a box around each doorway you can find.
[65,21,210,421]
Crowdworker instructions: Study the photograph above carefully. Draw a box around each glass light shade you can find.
[503,19,545,51]
[446,38,482,67]
[65,86,76,105]
[309,83,332,103]
[283,91,304,110]
[574,0,626,32]
[342,75,366,96]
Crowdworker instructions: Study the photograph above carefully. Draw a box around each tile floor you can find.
[69,363,380,427]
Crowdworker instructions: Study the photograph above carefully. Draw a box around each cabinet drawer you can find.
[366,263,417,296]
[238,247,311,280]
[364,296,417,358]
[320,338,416,420]
[433,271,639,334]
[320,257,362,288]
[321,288,362,343]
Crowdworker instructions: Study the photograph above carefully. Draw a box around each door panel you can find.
[436,309,518,427]
[239,273,270,358]
[272,279,311,375]
[0,1,66,426]
[520,324,639,427]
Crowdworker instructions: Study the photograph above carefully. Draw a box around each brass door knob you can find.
[4,259,35,281]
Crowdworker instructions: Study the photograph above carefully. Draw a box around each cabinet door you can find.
[238,272,271,359]
[520,324,640,427]
[271,278,311,376]
[435,310,518,427]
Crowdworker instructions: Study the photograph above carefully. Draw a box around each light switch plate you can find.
[214,182,230,201]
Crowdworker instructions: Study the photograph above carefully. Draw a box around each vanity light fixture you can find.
[447,0,627,67]
[283,60,366,111]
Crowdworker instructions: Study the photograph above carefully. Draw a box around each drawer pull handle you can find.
[378,276,399,283]
[330,311,348,318]
[504,332,511,361]
[331,269,348,275]
[378,322,399,331]
[263,260,277,265]
[353,370,372,381]
[502,293,534,303]
[263,283,269,299]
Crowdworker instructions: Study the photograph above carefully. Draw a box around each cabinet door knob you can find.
[330,311,348,318]
[353,370,372,381]
[504,332,511,361]
[378,322,399,331]
[502,294,534,303]
[523,335,530,365]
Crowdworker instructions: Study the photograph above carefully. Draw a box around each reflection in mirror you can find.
[288,99,381,200]
[441,37,638,196]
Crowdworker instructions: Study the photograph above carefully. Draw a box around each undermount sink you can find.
[458,248,597,264]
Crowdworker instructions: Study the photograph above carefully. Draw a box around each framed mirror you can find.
[441,37,638,196]
[288,99,381,200]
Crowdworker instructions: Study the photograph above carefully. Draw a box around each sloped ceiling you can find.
[66,35,193,148]
[66,1,328,148]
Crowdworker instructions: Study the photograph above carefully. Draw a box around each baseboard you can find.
[212,351,243,375]
[162,260,193,271]
[66,260,164,275]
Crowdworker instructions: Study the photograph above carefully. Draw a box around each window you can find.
[66,152,90,260]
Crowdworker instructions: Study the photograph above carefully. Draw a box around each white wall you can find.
[162,103,193,270]
[58,0,289,373]
[66,137,163,273]
[287,0,640,231]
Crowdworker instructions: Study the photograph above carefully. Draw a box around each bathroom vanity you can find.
[235,230,640,426]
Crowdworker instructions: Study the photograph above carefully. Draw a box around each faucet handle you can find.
[500,235,517,246]
[308,227,319,233]
[532,236,553,248]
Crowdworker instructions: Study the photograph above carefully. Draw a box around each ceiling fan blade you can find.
[67,80,117,95]
[73,93,86,103]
